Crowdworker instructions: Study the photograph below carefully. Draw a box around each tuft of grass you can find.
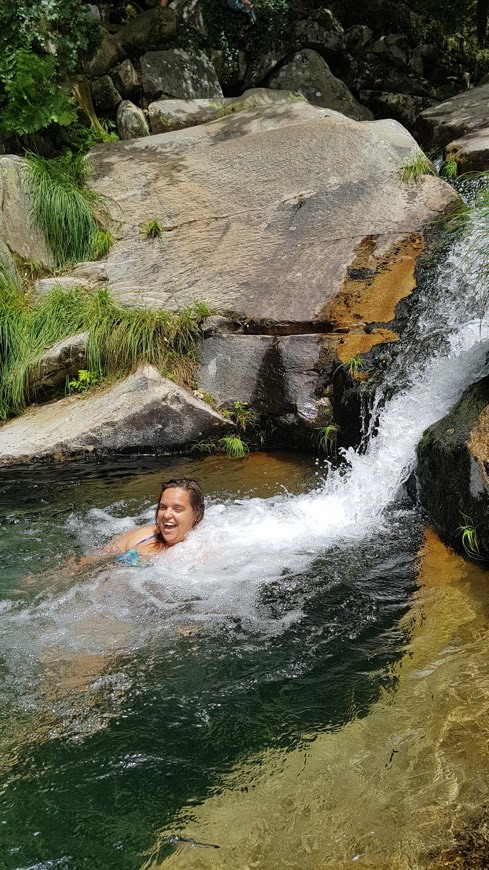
[0,274,211,421]
[400,151,434,184]
[441,159,458,180]
[143,219,164,239]
[90,229,114,259]
[24,152,110,268]
[316,424,339,457]
[334,355,364,378]
[221,400,259,431]
[457,514,482,560]
[344,355,363,377]
[219,435,249,458]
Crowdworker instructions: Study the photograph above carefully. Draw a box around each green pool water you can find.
[0,453,424,869]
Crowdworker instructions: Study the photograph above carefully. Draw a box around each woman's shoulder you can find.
[110,525,156,555]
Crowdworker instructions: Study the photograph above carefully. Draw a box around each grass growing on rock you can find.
[0,268,210,420]
[400,152,434,183]
[24,152,111,268]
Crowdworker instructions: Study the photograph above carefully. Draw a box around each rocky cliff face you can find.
[80,0,473,141]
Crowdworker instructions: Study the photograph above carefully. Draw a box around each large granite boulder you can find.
[417,82,489,150]
[148,98,227,134]
[86,31,123,78]
[140,49,223,100]
[417,377,489,556]
[0,366,232,465]
[89,100,457,343]
[266,49,372,121]
[292,9,344,54]
[0,156,52,266]
[147,89,303,134]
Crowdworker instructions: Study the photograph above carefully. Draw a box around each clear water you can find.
[1,203,489,869]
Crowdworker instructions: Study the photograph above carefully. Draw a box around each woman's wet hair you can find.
[154,478,205,540]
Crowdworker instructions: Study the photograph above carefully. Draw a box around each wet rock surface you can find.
[198,334,332,428]
[417,376,489,555]
[445,127,489,173]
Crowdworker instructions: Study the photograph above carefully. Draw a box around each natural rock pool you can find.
[0,442,487,870]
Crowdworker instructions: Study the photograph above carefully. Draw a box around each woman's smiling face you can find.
[156,487,197,546]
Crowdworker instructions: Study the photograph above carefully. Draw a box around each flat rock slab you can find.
[417,83,489,150]
[0,366,231,465]
[90,101,458,324]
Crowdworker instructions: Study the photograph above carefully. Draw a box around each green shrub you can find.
[0,0,100,140]
[0,49,76,138]
[67,369,99,393]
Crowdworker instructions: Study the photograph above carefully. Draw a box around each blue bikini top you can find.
[115,533,156,567]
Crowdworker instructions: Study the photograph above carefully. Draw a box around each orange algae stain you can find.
[418,525,487,589]
[322,232,423,363]
[329,327,399,365]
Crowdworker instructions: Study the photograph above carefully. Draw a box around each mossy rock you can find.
[417,376,489,557]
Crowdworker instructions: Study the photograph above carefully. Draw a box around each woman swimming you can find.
[110,478,204,566]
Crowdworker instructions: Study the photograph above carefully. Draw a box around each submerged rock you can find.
[0,366,232,465]
[417,377,489,556]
